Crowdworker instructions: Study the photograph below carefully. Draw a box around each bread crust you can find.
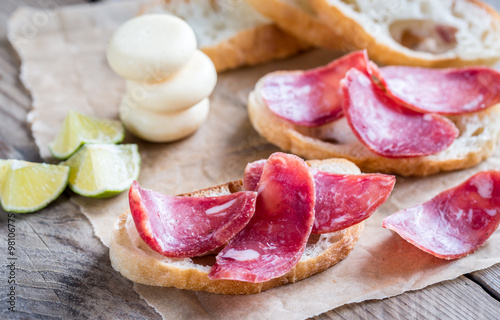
[109,159,365,294]
[246,0,346,50]
[201,23,311,73]
[138,0,310,73]
[309,0,500,67]
[248,79,500,177]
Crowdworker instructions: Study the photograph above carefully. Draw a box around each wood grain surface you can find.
[0,1,499,319]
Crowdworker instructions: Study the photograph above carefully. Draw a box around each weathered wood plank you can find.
[314,276,500,320]
[0,43,21,82]
[0,139,23,159]
[0,198,162,320]
[0,84,41,161]
[469,264,500,300]
[0,54,31,109]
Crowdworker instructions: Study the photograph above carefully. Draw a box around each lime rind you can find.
[62,144,140,198]
[49,110,125,160]
[0,160,69,213]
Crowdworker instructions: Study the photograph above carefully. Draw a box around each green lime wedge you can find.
[49,110,125,160]
[62,144,140,198]
[0,159,69,213]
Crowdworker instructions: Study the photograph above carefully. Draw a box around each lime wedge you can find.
[62,144,140,198]
[0,159,69,213]
[49,110,125,160]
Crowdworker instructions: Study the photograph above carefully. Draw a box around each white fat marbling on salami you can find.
[374,65,500,114]
[205,199,237,215]
[470,175,493,199]
[260,51,369,127]
[485,209,497,217]
[128,181,257,258]
[243,160,395,233]
[209,153,315,283]
[222,248,260,261]
[383,171,500,260]
[341,68,459,158]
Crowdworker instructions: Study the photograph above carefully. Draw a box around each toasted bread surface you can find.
[309,0,500,67]
[246,0,345,50]
[110,159,364,294]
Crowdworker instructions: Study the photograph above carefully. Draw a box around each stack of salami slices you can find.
[110,153,395,294]
[248,50,500,176]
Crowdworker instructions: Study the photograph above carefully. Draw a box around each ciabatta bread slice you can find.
[248,78,500,177]
[246,0,344,50]
[109,159,364,295]
[309,0,500,67]
[139,0,310,72]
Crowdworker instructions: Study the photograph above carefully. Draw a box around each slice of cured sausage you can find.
[260,50,368,127]
[209,153,315,282]
[243,159,266,192]
[383,171,500,260]
[129,181,257,258]
[341,68,459,158]
[312,170,395,233]
[243,159,395,233]
[374,65,500,114]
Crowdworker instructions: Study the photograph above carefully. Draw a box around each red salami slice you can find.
[312,170,395,233]
[260,50,369,127]
[374,65,500,114]
[341,68,459,158]
[243,159,395,233]
[383,171,500,259]
[243,159,266,192]
[129,181,257,258]
[209,153,315,282]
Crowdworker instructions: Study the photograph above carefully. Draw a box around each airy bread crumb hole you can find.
[307,233,342,246]
[389,19,458,54]
[340,0,361,12]
[472,127,485,137]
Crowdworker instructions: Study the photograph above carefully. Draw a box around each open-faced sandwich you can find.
[248,50,500,177]
[110,153,395,294]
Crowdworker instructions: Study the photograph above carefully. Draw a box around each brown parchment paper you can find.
[7,1,500,319]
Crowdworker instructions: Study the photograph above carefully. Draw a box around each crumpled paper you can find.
[7,1,500,319]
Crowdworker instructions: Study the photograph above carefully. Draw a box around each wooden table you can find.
[0,1,499,319]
